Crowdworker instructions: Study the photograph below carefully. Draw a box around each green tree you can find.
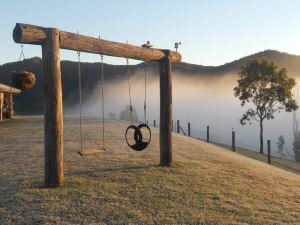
[234,60,298,153]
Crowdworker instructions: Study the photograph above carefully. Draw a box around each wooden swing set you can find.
[13,23,181,188]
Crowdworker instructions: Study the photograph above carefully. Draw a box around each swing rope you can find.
[100,53,105,150]
[144,61,147,123]
[77,50,83,153]
[126,58,133,124]
[18,44,29,71]
[19,44,25,61]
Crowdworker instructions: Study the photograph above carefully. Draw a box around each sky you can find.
[1,0,300,66]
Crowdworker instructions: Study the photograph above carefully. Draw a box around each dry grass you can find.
[0,116,300,225]
[213,143,300,175]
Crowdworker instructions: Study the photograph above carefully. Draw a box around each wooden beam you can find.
[159,50,172,166]
[42,28,64,188]
[0,83,21,94]
[13,23,182,64]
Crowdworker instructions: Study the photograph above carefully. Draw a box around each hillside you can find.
[0,116,300,224]
[1,50,300,114]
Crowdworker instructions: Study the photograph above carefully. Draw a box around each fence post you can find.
[177,120,180,133]
[267,140,271,164]
[207,126,210,143]
[232,130,235,152]
[154,120,156,127]
[188,122,191,137]
[172,120,173,132]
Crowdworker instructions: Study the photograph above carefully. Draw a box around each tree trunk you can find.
[260,119,264,154]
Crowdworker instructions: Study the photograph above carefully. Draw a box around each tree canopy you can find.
[234,60,298,153]
[234,60,298,125]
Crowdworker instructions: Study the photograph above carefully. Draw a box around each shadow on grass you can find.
[67,163,161,178]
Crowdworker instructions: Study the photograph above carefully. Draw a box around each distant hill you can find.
[173,50,300,76]
[0,50,300,114]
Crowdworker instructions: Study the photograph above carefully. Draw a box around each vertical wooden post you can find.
[154,120,156,127]
[177,120,180,133]
[232,130,235,152]
[207,126,210,143]
[0,93,3,121]
[6,93,13,119]
[267,140,271,164]
[188,122,191,137]
[42,28,64,187]
[160,50,172,167]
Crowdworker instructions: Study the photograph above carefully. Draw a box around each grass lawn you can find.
[0,116,300,224]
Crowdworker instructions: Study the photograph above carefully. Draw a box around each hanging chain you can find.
[100,53,105,150]
[19,44,25,61]
[18,44,29,71]
[126,58,133,124]
[77,50,83,153]
[144,61,147,123]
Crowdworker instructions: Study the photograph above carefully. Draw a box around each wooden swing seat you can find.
[78,149,106,156]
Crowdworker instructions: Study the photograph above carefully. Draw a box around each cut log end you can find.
[13,23,22,43]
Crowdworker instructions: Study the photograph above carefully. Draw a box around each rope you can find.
[144,61,147,123]
[18,44,29,71]
[77,50,83,153]
[19,45,25,61]
[126,58,133,124]
[100,54,105,150]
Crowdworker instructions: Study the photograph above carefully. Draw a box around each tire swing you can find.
[11,45,36,91]
[77,49,106,156]
[125,56,151,151]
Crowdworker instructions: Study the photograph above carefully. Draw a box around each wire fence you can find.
[149,119,297,163]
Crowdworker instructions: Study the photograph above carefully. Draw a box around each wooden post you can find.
[42,28,64,187]
[177,120,180,133]
[188,122,191,137]
[6,93,13,119]
[207,126,210,143]
[154,120,156,127]
[267,140,271,164]
[0,93,3,121]
[160,50,172,167]
[172,120,174,132]
[232,130,235,152]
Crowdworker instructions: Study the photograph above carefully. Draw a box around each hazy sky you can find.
[1,0,300,66]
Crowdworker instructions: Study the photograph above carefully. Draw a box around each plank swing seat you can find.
[78,149,105,156]
[76,42,106,157]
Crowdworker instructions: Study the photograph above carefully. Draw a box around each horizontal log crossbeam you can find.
[13,23,181,64]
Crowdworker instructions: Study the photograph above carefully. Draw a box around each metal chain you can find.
[19,44,25,61]
[77,50,83,153]
[126,58,133,124]
[18,44,29,71]
[100,54,105,150]
[144,61,147,123]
